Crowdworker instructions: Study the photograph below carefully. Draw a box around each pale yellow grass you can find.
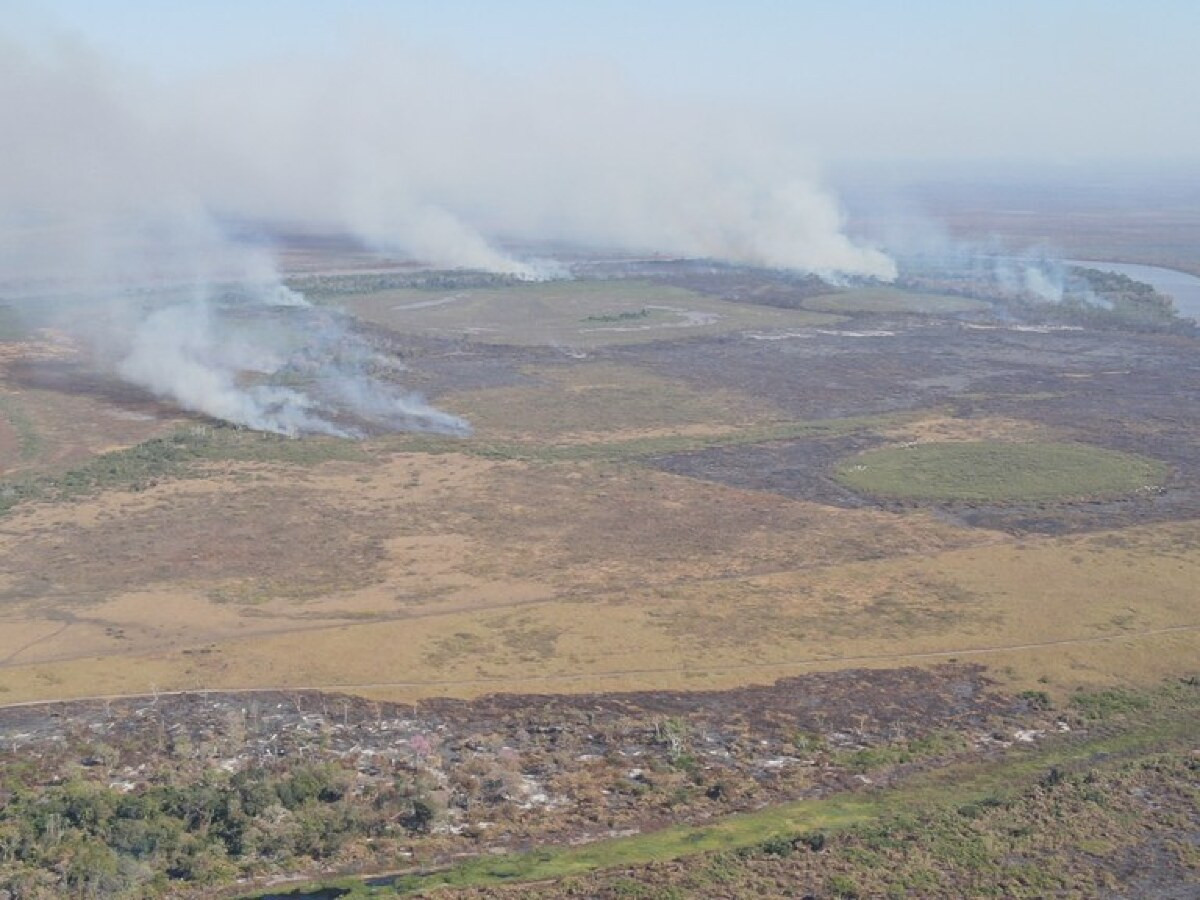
[0,382,182,476]
[0,450,985,667]
[2,520,1197,704]
[0,331,77,366]
[439,363,784,442]
[880,414,1061,445]
[0,621,73,664]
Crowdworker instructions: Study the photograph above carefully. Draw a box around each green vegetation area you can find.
[1031,267,1189,333]
[256,680,1198,898]
[895,259,1192,334]
[0,426,367,515]
[342,280,840,347]
[287,270,526,299]
[834,441,1166,503]
[803,287,989,316]
[0,393,44,462]
[0,408,919,517]
[388,411,914,464]
[0,762,443,899]
[582,308,654,324]
[0,676,1193,899]
[494,749,1199,900]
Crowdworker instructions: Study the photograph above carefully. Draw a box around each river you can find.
[1065,259,1200,321]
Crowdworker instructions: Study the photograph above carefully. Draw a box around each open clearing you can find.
[802,286,990,315]
[341,279,840,346]
[1,267,1199,709]
[834,440,1167,503]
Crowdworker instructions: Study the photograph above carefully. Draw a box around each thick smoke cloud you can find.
[183,45,894,278]
[0,34,892,435]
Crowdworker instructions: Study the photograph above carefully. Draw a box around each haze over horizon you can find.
[9,0,1200,168]
[3,1,1198,430]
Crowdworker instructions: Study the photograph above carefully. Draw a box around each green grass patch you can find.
[1070,688,1153,720]
[0,426,367,515]
[804,287,989,315]
[343,279,841,347]
[384,412,917,464]
[835,730,969,772]
[0,393,43,462]
[438,364,779,440]
[834,441,1166,503]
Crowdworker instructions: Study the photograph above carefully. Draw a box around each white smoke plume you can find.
[114,289,469,438]
[184,44,894,279]
[0,33,892,435]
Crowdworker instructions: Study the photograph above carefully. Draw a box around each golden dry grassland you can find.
[0,329,1196,706]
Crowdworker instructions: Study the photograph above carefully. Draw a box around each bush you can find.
[797,831,827,852]
[1070,689,1151,720]
[403,797,437,833]
[829,873,860,898]
[757,835,795,857]
[1018,690,1053,710]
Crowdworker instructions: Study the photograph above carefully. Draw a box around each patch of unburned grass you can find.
[389,411,917,465]
[343,279,839,347]
[1069,687,1153,720]
[880,414,1057,446]
[0,425,367,515]
[438,363,782,442]
[0,392,42,461]
[835,730,969,772]
[803,287,990,315]
[835,441,1166,503]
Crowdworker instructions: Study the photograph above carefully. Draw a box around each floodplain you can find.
[0,257,1197,897]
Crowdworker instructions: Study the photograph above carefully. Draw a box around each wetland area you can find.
[0,254,1197,898]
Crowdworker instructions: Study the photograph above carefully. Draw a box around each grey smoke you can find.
[180,41,896,278]
[1,33,893,435]
[117,289,469,438]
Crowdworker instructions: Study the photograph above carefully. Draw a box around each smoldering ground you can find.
[116,286,472,438]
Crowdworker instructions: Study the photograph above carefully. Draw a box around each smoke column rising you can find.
[0,33,893,435]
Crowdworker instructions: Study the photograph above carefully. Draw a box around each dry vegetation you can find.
[2,276,1200,709]
[1,260,1199,898]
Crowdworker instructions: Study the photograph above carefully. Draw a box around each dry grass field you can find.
[0,418,1194,706]
[0,271,1198,712]
[2,266,1199,900]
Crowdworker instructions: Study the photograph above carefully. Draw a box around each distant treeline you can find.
[1050,266,1185,333]
[288,269,527,298]
[898,262,1191,335]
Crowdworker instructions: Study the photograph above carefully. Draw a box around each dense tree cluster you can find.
[1059,266,1183,330]
[0,762,435,898]
[288,269,525,298]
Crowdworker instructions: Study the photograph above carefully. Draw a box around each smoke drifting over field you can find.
[0,35,892,434]
[116,289,471,438]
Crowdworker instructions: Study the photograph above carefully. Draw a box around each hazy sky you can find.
[10,0,1200,164]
